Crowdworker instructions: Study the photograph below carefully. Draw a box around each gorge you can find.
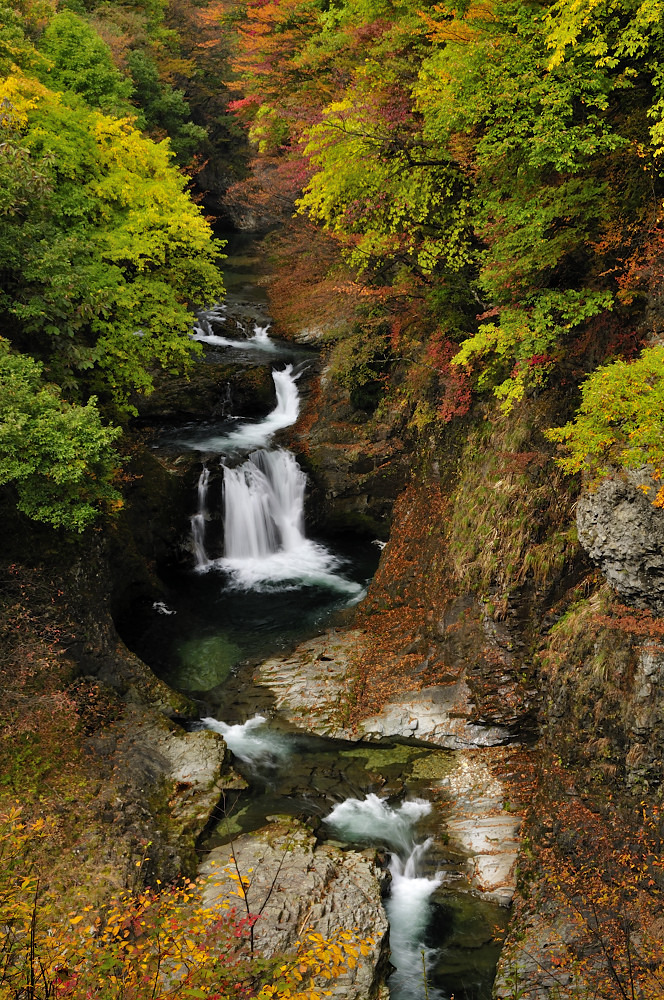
[4,2,664,999]
[112,245,513,999]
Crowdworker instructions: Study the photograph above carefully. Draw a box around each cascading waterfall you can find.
[192,311,276,352]
[202,714,290,765]
[186,364,301,454]
[326,795,444,1000]
[191,466,211,571]
[387,842,444,1000]
[220,449,363,595]
[186,360,362,596]
[223,450,306,560]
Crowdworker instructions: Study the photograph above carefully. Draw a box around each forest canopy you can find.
[0,1,225,529]
[6,0,664,528]
[227,0,664,494]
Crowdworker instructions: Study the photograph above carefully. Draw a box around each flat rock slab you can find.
[256,629,509,747]
[256,628,363,736]
[200,819,389,1000]
[358,682,509,747]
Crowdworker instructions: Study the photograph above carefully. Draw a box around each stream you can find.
[116,235,509,1000]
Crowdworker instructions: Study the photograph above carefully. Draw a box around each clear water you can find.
[194,715,509,1000]
[116,233,508,1000]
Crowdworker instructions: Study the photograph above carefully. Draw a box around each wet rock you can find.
[134,358,275,427]
[293,374,410,535]
[577,470,664,614]
[199,818,390,1000]
[106,709,236,876]
[440,750,522,905]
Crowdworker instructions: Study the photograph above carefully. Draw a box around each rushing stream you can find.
[117,236,508,1000]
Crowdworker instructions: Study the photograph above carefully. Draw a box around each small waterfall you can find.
[185,364,301,453]
[325,795,443,1000]
[386,841,444,1000]
[219,449,363,596]
[201,714,290,765]
[325,794,431,855]
[223,450,307,560]
[191,465,211,571]
[192,313,276,352]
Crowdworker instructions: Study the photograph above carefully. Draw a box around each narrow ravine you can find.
[115,239,512,1000]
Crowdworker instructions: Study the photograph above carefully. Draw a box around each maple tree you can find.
[224,0,664,495]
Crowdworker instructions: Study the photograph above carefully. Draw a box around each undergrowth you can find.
[448,400,578,603]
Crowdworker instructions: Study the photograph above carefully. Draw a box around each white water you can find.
[325,795,443,1000]
[387,842,444,1000]
[191,466,211,571]
[325,794,431,855]
[192,312,276,352]
[201,714,290,764]
[219,449,363,596]
[186,365,301,454]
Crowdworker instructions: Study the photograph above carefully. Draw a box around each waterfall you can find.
[386,842,444,1000]
[219,449,363,596]
[223,450,307,560]
[201,714,290,765]
[192,314,276,352]
[191,465,211,571]
[185,364,301,454]
[325,795,444,1000]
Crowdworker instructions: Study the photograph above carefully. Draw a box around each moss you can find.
[410,750,457,781]
[446,396,579,600]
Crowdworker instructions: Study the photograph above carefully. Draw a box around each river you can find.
[115,234,510,1000]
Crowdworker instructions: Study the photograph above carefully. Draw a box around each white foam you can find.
[325,795,443,1000]
[185,366,300,453]
[201,714,289,764]
[216,449,362,597]
[192,317,276,352]
[325,794,431,855]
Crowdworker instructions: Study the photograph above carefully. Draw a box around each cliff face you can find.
[295,348,664,998]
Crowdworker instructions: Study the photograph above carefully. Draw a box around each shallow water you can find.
[194,715,508,1000]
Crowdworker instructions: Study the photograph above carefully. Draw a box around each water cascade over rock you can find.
[192,308,276,352]
[202,714,290,765]
[326,795,444,1000]
[220,449,362,594]
[186,357,363,596]
[183,363,302,454]
[191,465,211,572]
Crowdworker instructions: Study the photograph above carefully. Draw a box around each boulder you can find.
[200,818,390,1000]
[577,471,664,614]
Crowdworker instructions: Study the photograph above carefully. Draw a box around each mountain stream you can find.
[116,236,509,1000]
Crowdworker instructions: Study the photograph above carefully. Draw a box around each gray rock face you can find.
[200,819,390,1000]
[576,471,664,613]
[441,750,521,905]
[256,629,509,747]
[93,709,241,878]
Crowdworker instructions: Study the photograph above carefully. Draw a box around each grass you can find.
[447,399,579,603]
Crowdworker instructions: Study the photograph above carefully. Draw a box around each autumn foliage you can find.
[507,763,664,1000]
[0,806,367,1000]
